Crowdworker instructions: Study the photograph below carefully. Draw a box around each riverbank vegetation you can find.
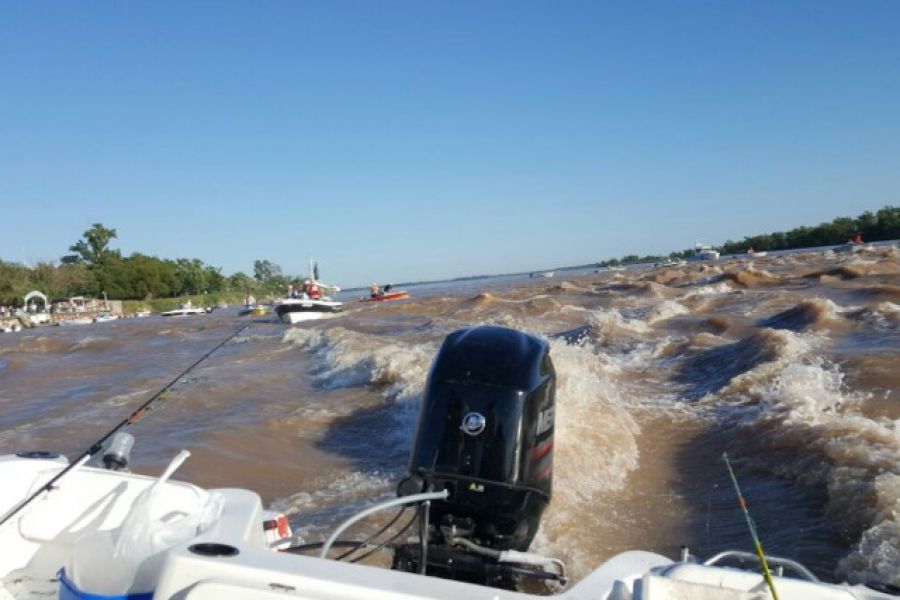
[599,205,899,267]
[717,206,899,255]
[0,224,302,306]
[2,207,898,306]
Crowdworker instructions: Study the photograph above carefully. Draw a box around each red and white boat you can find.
[359,291,410,303]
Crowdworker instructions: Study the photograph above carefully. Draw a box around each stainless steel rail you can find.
[702,550,820,582]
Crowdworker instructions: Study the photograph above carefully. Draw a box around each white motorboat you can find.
[27,312,52,326]
[273,298,343,323]
[134,310,152,318]
[0,326,895,600]
[693,243,720,261]
[160,302,208,317]
[273,260,343,324]
[653,259,687,268]
[94,313,119,323]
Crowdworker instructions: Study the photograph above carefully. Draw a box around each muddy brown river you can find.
[1,244,898,589]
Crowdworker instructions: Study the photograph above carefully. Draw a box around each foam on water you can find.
[587,307,652,336]
[272,470,396,540]
[281,326,439,468]
[283,327,435,402]
[705,334,900,585]
[846,302,900,331]
[67,336,116,352]
[642,300,690,323]
[680,281,735,298]
[532,339,641,578]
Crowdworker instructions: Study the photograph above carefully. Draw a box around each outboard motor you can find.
[393,326,561,587]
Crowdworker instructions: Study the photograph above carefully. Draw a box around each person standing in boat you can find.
[307,280,321,300]
[287,284,297,299]
[384,283,393,294]
[370,283,380,298]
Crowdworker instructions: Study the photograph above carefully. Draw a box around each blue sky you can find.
[1,1,898,287]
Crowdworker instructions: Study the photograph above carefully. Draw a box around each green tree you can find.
[69,223,120,266]
[0,260,31,305]
[873,206,900,239]
[229,271,255,292]
[204,265,225,292]
[175,259,208,295]
[253,259,282,283]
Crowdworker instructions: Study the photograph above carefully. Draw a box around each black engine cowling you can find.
[405,325,555,554]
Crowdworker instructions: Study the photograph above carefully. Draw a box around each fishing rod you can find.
[722,451,780,600]
[0,322,252,529]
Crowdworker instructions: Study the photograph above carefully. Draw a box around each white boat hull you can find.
[160,309,207,317]
[0,451,893,600]
[280,310,339,324]
[693,243,720,261]
[273,298,343,324]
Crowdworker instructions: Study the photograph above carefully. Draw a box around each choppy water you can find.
[1,245,899,589]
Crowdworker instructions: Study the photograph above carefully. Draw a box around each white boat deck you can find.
[0,453,892,600]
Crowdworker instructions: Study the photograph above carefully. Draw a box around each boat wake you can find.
[714,355,900,585]
[1,244,898,590]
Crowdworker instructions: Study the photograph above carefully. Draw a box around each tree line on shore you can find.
[600,205,899,267]
[0,224,301,306]
[717,205,899,255]
[2,207,898,305]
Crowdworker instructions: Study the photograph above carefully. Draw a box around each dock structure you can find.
[50,296,123,324]
[1,292,124,331]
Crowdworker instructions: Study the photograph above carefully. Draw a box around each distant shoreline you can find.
[3,206,897,305]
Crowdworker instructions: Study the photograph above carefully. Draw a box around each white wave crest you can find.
[731,355,900,585]
[681,282,734,298]
[646,300,689,323]
[588,307,651,335]
[533,340,641,578]
[282,327,435,402]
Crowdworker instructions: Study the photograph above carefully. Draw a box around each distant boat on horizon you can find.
[692,243,720,261]
[653,258,686,268]
[160,301,209,317]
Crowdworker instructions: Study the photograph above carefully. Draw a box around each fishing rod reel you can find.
[100,432,135,471]
[391,326,565,589]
